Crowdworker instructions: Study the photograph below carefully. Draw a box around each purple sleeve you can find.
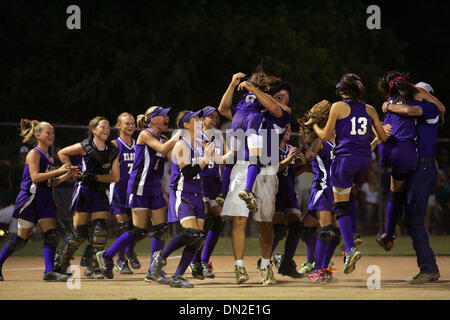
[419,102,439,120]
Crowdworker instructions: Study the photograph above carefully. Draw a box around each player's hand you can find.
[170,129,182,141]
[58,163,71,174]
[382,102,389,113]
[237,80,252,92]
[203,142,215,161]
[383,124,392,138]
[296,151,308,165]
[287,146,298,161]
[230,72,246,88]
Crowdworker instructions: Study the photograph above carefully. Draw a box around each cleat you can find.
[376,233,395,251]
[238,188,258,213]
[202,261,215,279]
[84,267,93,277]
[235,265,249,284]
[406,272,440,285]
[278,259,304,279]
[115,260,133,275]
[125,250,141,270]
[322,267,338,283]
[170,275,193,288]
[353,233,363,246]
[256,259,276,286]
[189,262,205,280]
[273,253,283,269]
[215,192,227,207]
[343,247,361,274]
[80,244,92,267]
[43,270,70,282]
[90,269,105,279]
[150,251,167,278]
[96,250,114,279]
[145,271,170,284]
[299,262,315,276]
[308,269,325,284]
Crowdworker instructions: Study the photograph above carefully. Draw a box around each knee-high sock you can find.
[125,242,136,254]
[349,201,357,233]
[173,247,196,277]
[160,235,184,259]
[385,201,401,239]
[245,165,260,191]
[284,232,300,263]
[202,230,220,263]
[314,241,329,271]
[221,166,233,194]
[305,233,317,264]
[338,215,355,253]
[104,232,134,260]
[0,245,13,268]
[43,247,56,273]
[325,243,337,268]
[191,246,203,263]
[118,248,126,262]
[148,238,165,272]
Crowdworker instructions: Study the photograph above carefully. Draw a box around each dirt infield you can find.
[0,255,449,300]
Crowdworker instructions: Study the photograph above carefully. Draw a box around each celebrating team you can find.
[0,68,445,287]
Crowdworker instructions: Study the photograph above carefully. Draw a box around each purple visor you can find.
[201,107,217,118]
[178,110,203,128]
[145,107,171,126]
[336,82,344,88]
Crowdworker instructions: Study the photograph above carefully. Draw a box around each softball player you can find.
[313,74,388,274]
[301,100,340,283]
[0,120,78,282]
[189,107,226,280]
[96,106,180,281]
[376,82,444,283]
[108,112,138,274]
[54,116,119,279]
[150,110,216,288]
[375,72,446,251]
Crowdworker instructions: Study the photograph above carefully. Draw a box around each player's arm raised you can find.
[218,72,246,121]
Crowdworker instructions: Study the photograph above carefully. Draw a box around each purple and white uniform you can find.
[127,129,167,210]
[200,130,222,205]
[231,93,266,133]
[70,142,112,213]
[109,137,135,215]
[12,147,56,222]
[275,144,300,214]
[168,137,205,223]
[307,141,335,218]
[379,99,419,177]
[331,100,373,189]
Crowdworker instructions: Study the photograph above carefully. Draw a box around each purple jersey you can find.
[232,93,265,117]
[311,141,334,192]
[334,100,373,157]
[18,147,55,198]
[127,129,166,196]
[416,102,439,159]
[277,144,296,194]
[200,130,221,179]
[170,137,204,194]
[261,108,291,162]
[383,99,418,142]
[109,137,135,212]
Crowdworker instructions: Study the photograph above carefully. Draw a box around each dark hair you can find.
[336,73,365,102]
[88,116,109,139]
[378,71,419,103]
[248,63,282,92]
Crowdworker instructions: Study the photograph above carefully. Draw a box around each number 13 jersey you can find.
[333,100,373,157]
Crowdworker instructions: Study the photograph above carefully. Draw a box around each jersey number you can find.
[350,117,368,135]
[127,163,133,174]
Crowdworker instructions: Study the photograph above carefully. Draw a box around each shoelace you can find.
[308,270,323,280]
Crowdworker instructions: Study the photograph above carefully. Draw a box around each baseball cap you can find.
[416,82,434,95]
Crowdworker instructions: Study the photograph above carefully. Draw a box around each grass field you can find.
[8,235,450,257]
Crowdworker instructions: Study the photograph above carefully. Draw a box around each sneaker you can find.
[343,247,361,274]
[322,267,338,283]
[238,188,258,213]
[215,192,227,207]
[90,269,105,280]
[278,259,304,279]
[115,260,133,275]
[376,233,395,251]
[202,261,215,279]
[353,233,363,246]
[84,267,93,277]
[257,261,276,286]
[189,262,205,280]
[170,275,193,288]
[96,250,114,279]
[145,271,171,284]
[406,272,440,284]
[299,262,315,276]
[273,253,283,269]
[150,251,167,277]
[43,270,70,282]
[125,250,141,270]
[235,265,249,284]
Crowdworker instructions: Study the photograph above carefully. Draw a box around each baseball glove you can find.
[303,100,332,127]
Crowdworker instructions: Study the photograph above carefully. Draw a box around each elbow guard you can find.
[181,164,201,180]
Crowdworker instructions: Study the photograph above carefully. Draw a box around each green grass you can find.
[7,236,450,257]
